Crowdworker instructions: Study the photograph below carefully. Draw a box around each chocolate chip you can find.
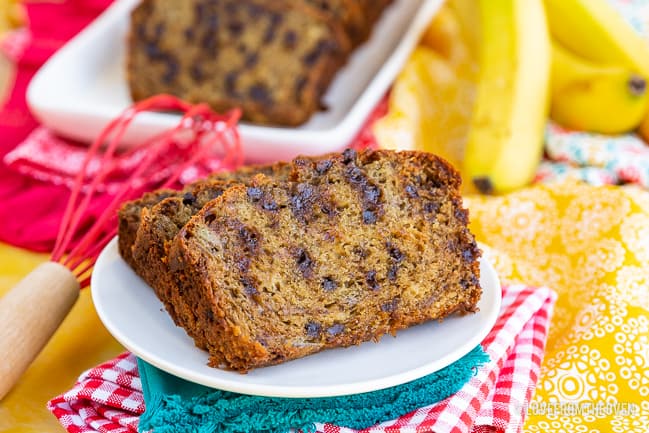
[240,277,258,296]
[366,270,379,290]
[201,30,217,51]
[302,39,334,66]
[194,3,205,22]
[184,28,195,41]
[162,59,179,84]
[387,264,399,281]
[327,323,344,336]
[247,187,263,201]
[290,183,317,220]
[387,243,404,262]
[136,24,146,40]
[381,299,398,313]
[283,30,297,49]
[305,321,321,338]
[206,14,219,31]
[455,207,468,225]
[228,21,244,36]
[462,247,476,262]
[424,201,440,214]
[295,248,314,278]
[182,192,196,206]
[321,277,337,291]
[249,84,272,105]
[405,184,419,198]
[347,166,364,183]
[354,247,368,258]
[245,53,259,68]
[237,256,251,273]
[145,42,164,60]
[206,309,215,321]
[364,185,380,204]
[315,159,333,174]
[262,198,278,211]
[342,148,356,164]
[263,13,283,43]
[154,22,165,38]
[362,209,377,224]
[225,71,239,95]
[239,226,259,251]
[190,64,204,82]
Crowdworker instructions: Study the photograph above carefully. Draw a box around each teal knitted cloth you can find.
[137,345,487,433]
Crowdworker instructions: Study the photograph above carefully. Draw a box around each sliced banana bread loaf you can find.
[128,0,352,126]
[168,149,482,371]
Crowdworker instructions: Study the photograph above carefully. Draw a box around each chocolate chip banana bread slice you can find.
[129,163,292,338]
[128,0,351,126]
[168,149,482,371]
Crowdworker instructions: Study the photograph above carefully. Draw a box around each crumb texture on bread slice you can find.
[167,149,481,371]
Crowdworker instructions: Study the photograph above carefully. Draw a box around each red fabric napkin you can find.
[0,0,113,252]
[47,284,557,433]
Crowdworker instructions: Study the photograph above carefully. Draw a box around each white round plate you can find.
[92,237,501,398]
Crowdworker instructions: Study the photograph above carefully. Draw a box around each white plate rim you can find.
[92,237,501,398]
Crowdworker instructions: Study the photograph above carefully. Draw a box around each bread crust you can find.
[160,150,482,371]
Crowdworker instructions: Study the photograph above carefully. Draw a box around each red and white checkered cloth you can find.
[48,284,556,433]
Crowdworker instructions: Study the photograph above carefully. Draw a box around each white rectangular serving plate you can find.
[27,0,442,163]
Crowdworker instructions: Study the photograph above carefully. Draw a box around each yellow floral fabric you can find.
[466,181,649,432]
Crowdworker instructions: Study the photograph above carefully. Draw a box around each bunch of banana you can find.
[545,0,649,136]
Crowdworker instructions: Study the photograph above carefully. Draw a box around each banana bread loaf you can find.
[127,0,358,126]
[164,149,481,371]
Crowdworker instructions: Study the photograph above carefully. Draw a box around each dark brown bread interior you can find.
[163,149,481,371]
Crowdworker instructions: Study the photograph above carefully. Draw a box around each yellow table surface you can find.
[0,243,124,433]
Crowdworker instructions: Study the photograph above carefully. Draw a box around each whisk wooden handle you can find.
[0,261,80,400]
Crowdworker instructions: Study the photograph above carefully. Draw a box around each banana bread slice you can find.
[129,163,292,338]
[128,0,352,126]
[168,149,482,371]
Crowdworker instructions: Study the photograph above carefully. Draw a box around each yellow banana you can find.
[550,41,648,134]
[543,0,649,140]
[462,0,551,194]
[544,0,649,75]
